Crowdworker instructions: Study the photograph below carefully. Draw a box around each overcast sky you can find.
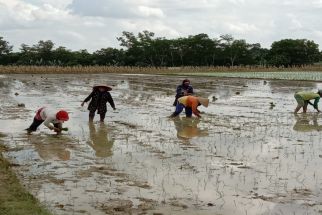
[1,0,322,52]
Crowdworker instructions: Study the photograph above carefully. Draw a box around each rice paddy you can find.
[0,73,322,214]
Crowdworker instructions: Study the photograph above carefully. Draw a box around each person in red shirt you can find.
[170,96,209,118]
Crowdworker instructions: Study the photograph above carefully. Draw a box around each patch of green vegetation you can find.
[0,136,52,215]
[178,71,322,81]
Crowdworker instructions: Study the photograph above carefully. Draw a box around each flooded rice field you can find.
[1,74,322,215]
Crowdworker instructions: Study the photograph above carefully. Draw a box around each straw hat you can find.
[93,84,112,91]
[197,97,209,107]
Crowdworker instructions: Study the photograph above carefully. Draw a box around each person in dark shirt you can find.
[173,79,194,106]
[81,84,116,122]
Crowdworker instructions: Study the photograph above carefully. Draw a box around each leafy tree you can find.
[210,38,222,66]
[0,32,321,67]
[52,46,74,66]
[175,38,189,66]
[305,40,321,64]
[151,38,170,67]
[93,48,125,66]
[183,34,214,66]
[0,36,13,55]
[219,35,252,66]
[117,31,145,66]
[138,30,156,66]
[17,44,37,65]
[69,49,93,66]
[247,43,269,66]
[268,39,320,66]
[33,40,55,64]
[0,36,13,65]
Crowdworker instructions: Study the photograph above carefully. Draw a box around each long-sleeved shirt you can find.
[173,84,194,106]
[296,91,320,108]
[37,107,64,129]
[176,84,193,98]
[83,90,115,114]
[178,96,200,117]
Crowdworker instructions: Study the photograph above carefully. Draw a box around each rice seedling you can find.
[1,65,322,77]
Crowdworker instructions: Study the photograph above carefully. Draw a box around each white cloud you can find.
[227,23,258,33]
[137,6,164,18]
[0,0,322,51]
[1,0,38,22]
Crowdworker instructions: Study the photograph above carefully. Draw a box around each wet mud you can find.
[1,74,322,214]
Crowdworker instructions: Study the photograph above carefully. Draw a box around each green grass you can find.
[0,134,53,215]
[179,71,322,81]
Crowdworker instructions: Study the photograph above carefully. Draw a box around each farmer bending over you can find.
[81,84,116,122]
[294,90,322,113]
[26,107,69,134]
[170,96,209,118]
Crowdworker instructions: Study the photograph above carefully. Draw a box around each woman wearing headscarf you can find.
[173,79,194,106]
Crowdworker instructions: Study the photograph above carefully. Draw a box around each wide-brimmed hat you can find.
[197,97,209,107]
[93,84,112,91]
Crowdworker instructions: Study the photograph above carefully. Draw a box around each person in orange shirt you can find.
[170,96,209,118]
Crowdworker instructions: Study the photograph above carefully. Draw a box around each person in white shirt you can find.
[26,107,69,134]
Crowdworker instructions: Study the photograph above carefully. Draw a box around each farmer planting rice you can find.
[170,95,209,118]
[81,84,116,122]
[26,107,69,134]
[294,90,322,113]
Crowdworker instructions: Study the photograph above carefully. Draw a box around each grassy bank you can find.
[179,71,322,81]
[0,134,52,215]
[1,65,322,74]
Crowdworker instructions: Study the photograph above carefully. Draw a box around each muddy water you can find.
[1,74,322,214]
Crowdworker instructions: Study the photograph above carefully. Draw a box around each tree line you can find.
[0,30,321,67]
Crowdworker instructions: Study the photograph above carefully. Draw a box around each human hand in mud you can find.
[81,102,85,107]
[113,107,116,111]
[54,127,68,134]
[53,127,61,133]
